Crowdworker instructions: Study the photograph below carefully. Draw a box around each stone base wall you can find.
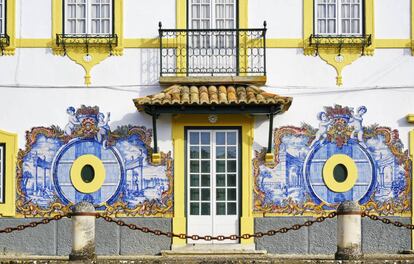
[254,217,411,254]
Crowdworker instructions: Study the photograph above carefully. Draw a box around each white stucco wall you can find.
[17,0,52,38]
[375,0,411,39]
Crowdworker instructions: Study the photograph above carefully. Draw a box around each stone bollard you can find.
[335,200,363,260]
[69,202,97,261]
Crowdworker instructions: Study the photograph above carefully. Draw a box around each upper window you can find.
[0,0,5,35]
[64,0,113,35]
[188,0,237,29]
[0,143,4,203]
[315,0,363,36]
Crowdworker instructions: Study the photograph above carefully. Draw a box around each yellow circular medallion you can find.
[70,154,106,194]
[323,154,358,193]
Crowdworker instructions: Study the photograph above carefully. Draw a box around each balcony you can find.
[55,34,118,55]
[0,33,10,55]
[158,22,267,85]
[309,34,372,56]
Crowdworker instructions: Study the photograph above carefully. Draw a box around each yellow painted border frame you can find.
[70,154,106,194]
[51,0,124,85]
[323,154,358,193]
[0,130,17,217]
[2,0,16,55]
[303,0,375,86]
[171,114,254,247]
[412,0,414,55]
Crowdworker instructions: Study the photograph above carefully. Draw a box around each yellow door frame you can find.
[172,114,254,247]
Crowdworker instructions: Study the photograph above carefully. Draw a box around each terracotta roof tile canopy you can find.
[133,84,292,115]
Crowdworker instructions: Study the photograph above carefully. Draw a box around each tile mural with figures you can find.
[16,105,173,217]
[254,105,411,216]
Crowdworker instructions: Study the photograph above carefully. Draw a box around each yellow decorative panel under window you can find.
[52,0,124,85]
[0,130,17,217]
[303,0,375,86]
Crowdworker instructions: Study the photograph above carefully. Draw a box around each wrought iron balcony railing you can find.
[159,22,267,77]
[309,34,372,55]
[0,33,10,55]
[56,34,118,54]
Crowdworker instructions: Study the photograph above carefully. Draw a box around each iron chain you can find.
[0,214,66,234]
[361,211,414,230]
[98,212,337,241]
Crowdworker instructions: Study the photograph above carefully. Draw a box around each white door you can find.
[187,129,240,244]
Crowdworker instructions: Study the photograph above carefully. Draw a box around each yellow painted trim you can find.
[303,0,375,86]
[1,0,16,55]
[51,0,124,85]
[172,114,254,246]
[266,39,303,48]
[412,0,414,55]
[376,39,412,48]
[124,38,159,48]
[0,130,17,217]
[322,154,358,193]
[410,130,414,250]
[70,154,106,194]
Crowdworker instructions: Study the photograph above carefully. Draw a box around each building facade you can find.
[0,0,413,256]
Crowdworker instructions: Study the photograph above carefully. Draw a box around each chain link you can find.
[98,212,337,241]
[361,211,414,230]
[0,214,66,234]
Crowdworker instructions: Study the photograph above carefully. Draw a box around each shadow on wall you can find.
[110,111,152,129]
[140,49,160,85]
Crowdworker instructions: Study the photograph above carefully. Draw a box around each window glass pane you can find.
[216,202,226,215]
[190,174,199,187]
[201,174,210,186]
[216,174,225,186]
[328,19,336,33]
[190,202,200,215]
[201,203,210,215]
[190,146,199,159]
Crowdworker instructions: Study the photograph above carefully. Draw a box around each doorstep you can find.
[162,244,267,256]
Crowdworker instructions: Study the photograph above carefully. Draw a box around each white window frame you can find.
[0,0,5,35]
[64,0,113,35]
[314,0,363,36]
[189,0,237,30]
[0,144,5,203]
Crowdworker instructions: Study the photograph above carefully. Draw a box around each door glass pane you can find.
[190,132,199,144]
[227,132,236,145]
[216,132,225,145]
[190,146,199,158]
[201,146,210,158]
[227,160,236,172]
[227,147,236,158]
[190,188,200,200]
[190,174,200,187]
[201,132,210,144]
[201,189,210,201]
[190,161,200,172]
[216,147,225,159]
[216,188,226,200]
[217,202,226,215]
[216,160,225,172]
[201,160,210,173]
[190,202,200,215]
[201,203,210,215]
[227,174,236,187]
[216,174,225,186]
[227,202,237,215]
[227,188,236,201]
[201,174,210,186]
